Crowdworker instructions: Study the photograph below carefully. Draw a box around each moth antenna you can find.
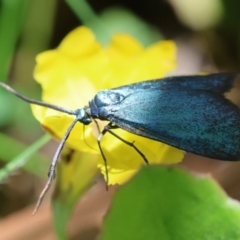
[0,82,76,115]
[32,117,79,215]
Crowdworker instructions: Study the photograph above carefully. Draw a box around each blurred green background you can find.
[1,0,240,239]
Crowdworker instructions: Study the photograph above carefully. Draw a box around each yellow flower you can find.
[32,26,184,185]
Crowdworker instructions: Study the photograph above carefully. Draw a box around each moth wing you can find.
[111,73,238,96]
[107,89,240,160]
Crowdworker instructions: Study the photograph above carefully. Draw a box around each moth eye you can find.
[94,90,124,107]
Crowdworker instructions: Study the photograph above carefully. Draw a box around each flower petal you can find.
[32,26,183,185]
[97,129,184,184]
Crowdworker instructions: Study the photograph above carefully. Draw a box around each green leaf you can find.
[0,87,19,126]
[52,148,98,240]
[0,133,50,179]
[0,0,31,80]
[65,1,162,46]
[65,0,111,45]
[98,7,163,46]
[100,166,240,240]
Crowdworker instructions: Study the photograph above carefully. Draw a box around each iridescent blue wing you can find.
[106,88,240,160]
[111,73,238,95]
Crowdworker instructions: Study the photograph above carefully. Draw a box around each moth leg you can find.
[97,122,149,186]
[105,123,149,165]
[82,125,98,151]
[97,124,110,188]
[93,118,101,134]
